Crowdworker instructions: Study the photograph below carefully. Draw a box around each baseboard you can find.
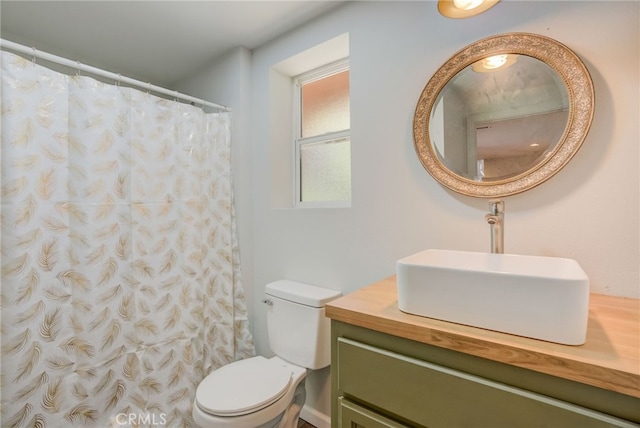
[301,405,331,428]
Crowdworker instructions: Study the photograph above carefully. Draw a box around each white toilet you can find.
[193,280,342,428]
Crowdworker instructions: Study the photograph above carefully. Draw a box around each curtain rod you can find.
[0,38,230,112]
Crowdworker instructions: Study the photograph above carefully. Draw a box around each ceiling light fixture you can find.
[438,0,500,19]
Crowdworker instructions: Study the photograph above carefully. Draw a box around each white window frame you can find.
[293,58,351,208]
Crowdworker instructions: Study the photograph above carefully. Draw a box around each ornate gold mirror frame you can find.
[413,33,595,198]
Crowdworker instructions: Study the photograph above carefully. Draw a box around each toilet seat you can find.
[196,356,293,417]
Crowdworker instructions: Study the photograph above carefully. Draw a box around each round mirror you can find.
[414,33,594,197]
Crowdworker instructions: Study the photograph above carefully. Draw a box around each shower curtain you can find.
[1,51,255,427]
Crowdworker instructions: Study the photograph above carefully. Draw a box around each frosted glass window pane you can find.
[301,70,350,138]
[300,138,351,202]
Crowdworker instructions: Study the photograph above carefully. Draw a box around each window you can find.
[294,59,350,207]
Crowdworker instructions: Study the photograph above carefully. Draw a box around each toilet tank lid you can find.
[266,280,342,307]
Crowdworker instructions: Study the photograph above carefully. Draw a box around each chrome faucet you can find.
[485,199,505,254]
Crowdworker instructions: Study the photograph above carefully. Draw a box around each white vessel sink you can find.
[396,249,590,345]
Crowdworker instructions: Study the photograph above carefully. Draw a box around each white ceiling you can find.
[1,1,347,87]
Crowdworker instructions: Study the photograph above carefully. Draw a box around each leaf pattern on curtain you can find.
[1,51,255,427]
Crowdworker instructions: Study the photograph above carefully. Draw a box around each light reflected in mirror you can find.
[430,54,569,182]
[414,33,595,198]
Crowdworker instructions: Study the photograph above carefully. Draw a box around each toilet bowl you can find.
[193,280,341,428]
[193,356,307,428]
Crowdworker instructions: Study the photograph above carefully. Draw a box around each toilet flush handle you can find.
[262,299,273,306]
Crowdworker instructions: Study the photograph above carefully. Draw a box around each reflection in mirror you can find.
[430,55,569,181]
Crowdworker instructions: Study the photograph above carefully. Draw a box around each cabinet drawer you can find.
[338,397,409,428]
[337,338,637,428]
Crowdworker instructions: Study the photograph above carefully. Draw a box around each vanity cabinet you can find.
[331,321,640,428]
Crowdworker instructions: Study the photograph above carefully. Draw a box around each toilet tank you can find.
[265,280,342,370]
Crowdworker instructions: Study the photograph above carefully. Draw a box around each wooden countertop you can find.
[326,276,640,398]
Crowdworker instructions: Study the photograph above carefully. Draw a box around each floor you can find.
[298,419,316,428]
